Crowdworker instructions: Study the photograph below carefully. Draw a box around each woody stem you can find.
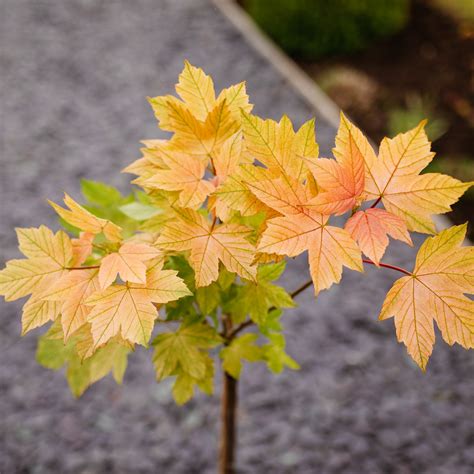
[362,258,412,276]
[219,316,237,474]
[370,196,382,208]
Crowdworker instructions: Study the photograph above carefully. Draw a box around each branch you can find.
[362,258,412,276]
[370,196,382,209]
[227,257,412,341]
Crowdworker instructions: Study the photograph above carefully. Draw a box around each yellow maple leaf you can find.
[21,296,61,336]
[362,120,472,233]
[175,60,216,121]
[145,146,215,209]
[149,61,252,128]
[85,266,191,347]
[245,172,311,216]
[212,116,318,220]
[155,209,257,287]
[345,208,413,265]
[167,98,240,156]
[16,226,72,265]
[380,224,474,370]
[49,193,122,242]
[39,268,100,341]
[212,166,275,219]
[216,81,253,119]
[241,113,315,181]
[207,131,248,220]
[122,140,167,178]
[0,226,72,301]
[98,242,162,289]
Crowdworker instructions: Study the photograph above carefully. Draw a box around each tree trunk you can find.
[219,371,238,474]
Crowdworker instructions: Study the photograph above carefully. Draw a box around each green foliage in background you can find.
[388,94,449,142]
[245,0,410,59]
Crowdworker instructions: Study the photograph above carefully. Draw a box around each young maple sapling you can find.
[1,61,473,474]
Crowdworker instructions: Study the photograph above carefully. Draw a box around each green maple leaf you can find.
[172,356,214,405]
[263,333,300,374]
[228,262,295,324]
[152,323,222,380]
[36,321,130,397]
[220,333,263,379]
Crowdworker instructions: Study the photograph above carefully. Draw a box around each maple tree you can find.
[1,61,473,474]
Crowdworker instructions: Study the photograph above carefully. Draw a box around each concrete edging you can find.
[212,0,341,128]
[212,0,456,232]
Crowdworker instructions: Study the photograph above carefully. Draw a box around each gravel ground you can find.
[1,1,473,473]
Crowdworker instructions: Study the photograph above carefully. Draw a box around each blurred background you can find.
[1,1,473,473]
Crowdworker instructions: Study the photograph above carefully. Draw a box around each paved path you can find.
[1,1,473,473]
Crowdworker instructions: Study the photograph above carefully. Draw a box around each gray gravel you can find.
[1,1,473,473]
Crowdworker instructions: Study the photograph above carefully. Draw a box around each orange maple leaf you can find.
[248,175,362,294]
[305,114,365,215]
[345,208,413,265]
[71,232,94,266]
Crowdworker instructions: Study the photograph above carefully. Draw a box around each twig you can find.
[370,196,382,208]
[362,258,412,276]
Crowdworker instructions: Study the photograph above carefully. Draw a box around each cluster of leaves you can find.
[1,62,473,403]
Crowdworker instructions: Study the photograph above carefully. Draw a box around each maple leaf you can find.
[305,114,366,215]
[216,81,253,119]
[360,120,473,233]
[155,209,257,287]
[0,226,72,302]
[220,333,263,378]
[98,242,161,289]
[172,357,215,405]
[176,60,216,121]
[122,140,167,185]
[262,333,300,374]
[241,113,315,180]
[36,321,131,397]
[212,131,246,182]
[154,95,240,157]
[248,176,362,294]
[149,61,252,129]
[39,268,100,340]
[146,153,215,208]
[213,115,317,220]
[85,266,190,347]
[228,262,295,325]
[345,208,413,265]
[71,232,94,266]
[212,164,276,218]
[380,224,474,370]
[142,132,249,214]
[49,193,122,242]
[262,215,363,295]
[21,297,61,336]
[152,322,222,380]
